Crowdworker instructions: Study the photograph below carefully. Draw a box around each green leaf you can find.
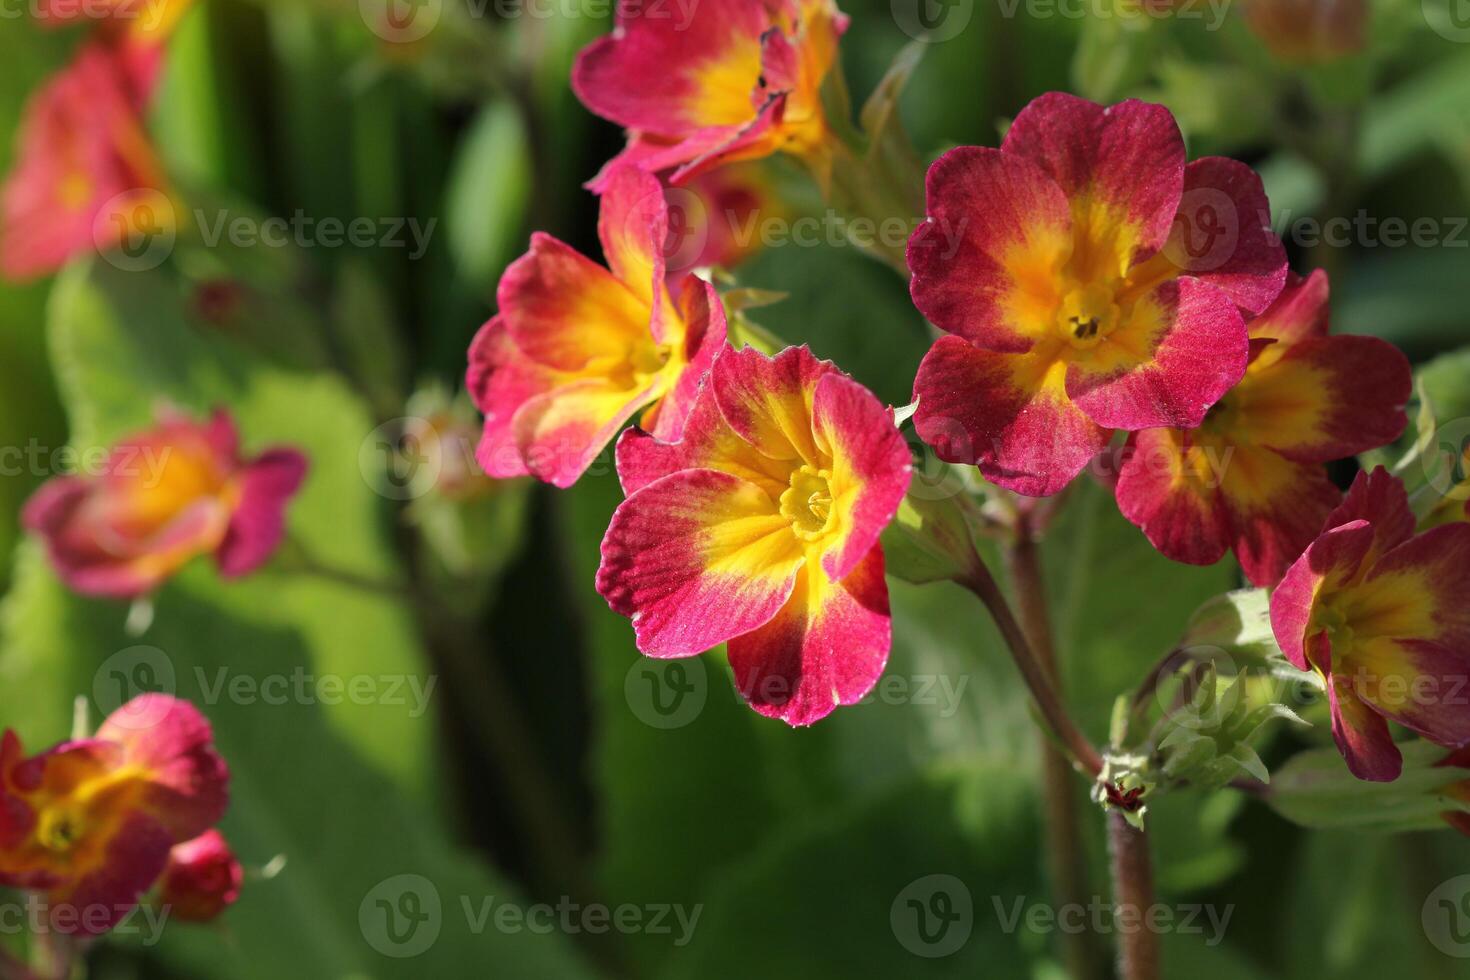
[1267,741,1467,832]
[654,764,1044,980]
[1181,589,1281,664]
[443,100,532,294]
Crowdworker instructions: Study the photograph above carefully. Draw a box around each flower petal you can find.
[615,379,789,499]
[216,448,307,577]
[907,146,1073,352]
[1362,522,1470,652]
[1270,519,1376,671]
[496,232,651,373]
[1002,94,1185,264]
[640,277,728,442]
[1324,466,1415,557]
[1229,334,1411,464]
[727,548,890,726]
[1148,157,1286,316]
[1348,637,1470,750]
[571,0,768,135]
[912,335,1108,497]
[596,164,668,314]
[1220,447,1342,587]
[597,469,805,657]
[467,315,555,480]
[1115,429,1233,568]
[811,372,911,580]
[1066,277,1248,431]
[1323,647,1403,782]
[512,376,656,489]
[711,344,830,463]
[96,695,229,842]
[46,810,175,935]
[1248,269,1330,345]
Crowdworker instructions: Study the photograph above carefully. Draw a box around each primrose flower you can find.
[468,165,727,487]
[1,39,172,281]
[1116,271,1411,586]
[0,695,229,935]
[597,345,912,726]
[22,409,308,600]
[157,829,242,922]
[1271,468,1470,782]
[572,0,847,188]
[908,93,1288,497]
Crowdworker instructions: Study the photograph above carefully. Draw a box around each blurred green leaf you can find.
[444,100,533,295]
[654,764,1044,980]
[1268,741,1465,832]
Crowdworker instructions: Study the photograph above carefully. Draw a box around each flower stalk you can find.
[1107,811,1160,980]
[1003,531,1103,980]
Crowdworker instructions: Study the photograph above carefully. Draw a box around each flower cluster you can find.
[0,695,237,934]
[23,409,307,599]
[476,21,1463,762]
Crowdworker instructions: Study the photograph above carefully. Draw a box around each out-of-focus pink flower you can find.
[1,39,174,281]
[22,409,308,599]
[0,695,229,935]
[1243,0,1366,63]
[157,828,242,923]
[667,163,783,275]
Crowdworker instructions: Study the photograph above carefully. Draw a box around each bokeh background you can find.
[2,0,1470,976]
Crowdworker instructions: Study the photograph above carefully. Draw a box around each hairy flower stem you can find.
[1004,534,1103,980]
[1107,812,1160,980]
[958,562,1103,778]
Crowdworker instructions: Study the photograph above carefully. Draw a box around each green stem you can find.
[1004,534,1103,980]
[1107,812,1160,980]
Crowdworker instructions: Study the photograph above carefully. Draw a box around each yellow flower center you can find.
[780,464,834,541]
[1057,283,1122,350]
[36,802,87,853]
